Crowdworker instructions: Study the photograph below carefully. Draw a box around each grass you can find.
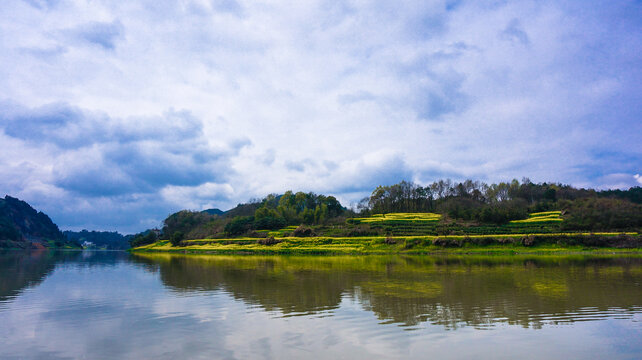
[132,232,641,255]
[349,212,441,224]
[346,212,565,236]
[131,212,639,255]
[510,211,563,224]
[268,225,299,237]
[529,211,563,217]
[345,212,442,236]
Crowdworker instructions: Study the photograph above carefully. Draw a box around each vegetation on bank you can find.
[128,178,642,253]
[349,212,442,224]
[510,211,563,223]
[0,195,81,249]
[131,232,642,255]
[64,230,130,250]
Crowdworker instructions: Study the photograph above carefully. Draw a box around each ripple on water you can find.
[2,252,642,359]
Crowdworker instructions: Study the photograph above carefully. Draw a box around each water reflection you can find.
[0,250,55,302]
[0,250,133,302]
[132,254,642,329]
[1,251,641,359]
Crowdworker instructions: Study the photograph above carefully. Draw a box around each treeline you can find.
[0,195,75,248]
[359,179,586,213]
[357,179,642,229]
[64,230,130,250]
[129,191,346,246]
[129,179,642,247]
[128,230,161,248]
[356,179,552,224]
[225,191,343,235]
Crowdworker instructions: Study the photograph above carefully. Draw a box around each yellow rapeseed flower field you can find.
[352,212,441,223]
[510,211,563,224]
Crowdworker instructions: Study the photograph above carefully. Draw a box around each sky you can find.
[0,0,641,233]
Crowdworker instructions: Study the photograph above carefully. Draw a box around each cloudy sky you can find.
[1,0,640,233]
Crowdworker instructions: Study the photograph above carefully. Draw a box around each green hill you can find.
[0,196,80,249]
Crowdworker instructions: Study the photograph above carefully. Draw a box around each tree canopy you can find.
[154,180,641,245]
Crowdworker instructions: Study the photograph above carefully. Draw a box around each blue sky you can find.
[0,0,640,233]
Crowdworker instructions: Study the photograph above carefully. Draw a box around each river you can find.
[1,250,641,359]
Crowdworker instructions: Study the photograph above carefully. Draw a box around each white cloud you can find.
[596,173,641,190]
[0,0,640,232]
[161,182,235,210]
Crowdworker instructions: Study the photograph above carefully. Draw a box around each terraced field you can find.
[134,232,641,255]
[133,211,640,254]
[349,213,442,223]
[257,212,565,238]
[510,211,563,224]
[267,226,299,237]
[343,211,566,236]
[348,213,442,236]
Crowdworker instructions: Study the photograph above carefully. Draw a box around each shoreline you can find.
[130,249,642,256]
[131,232,641,256]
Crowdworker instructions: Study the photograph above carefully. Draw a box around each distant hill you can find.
[0,195,79,249]
[64,230,130,250]
[222,202,262,218]
[201,205,262,218]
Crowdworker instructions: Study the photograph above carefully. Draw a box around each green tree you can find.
[170,231,184,247]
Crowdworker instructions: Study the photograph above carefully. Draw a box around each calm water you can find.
[1,251,641,359]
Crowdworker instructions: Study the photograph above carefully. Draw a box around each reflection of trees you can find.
[0,250,132,303]
[146,256,356,314]
[133,254,642,329]
[0,250,58,302]
[358,257,642,329]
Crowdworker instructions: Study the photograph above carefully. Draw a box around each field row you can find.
[349,212,441,224]
[510,211,563,224]
[134,232,641,255]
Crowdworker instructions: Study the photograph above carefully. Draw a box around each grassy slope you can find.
[132,232,641,255]
[132,213,640,255]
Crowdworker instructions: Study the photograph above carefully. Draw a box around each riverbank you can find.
[131,232,641,255]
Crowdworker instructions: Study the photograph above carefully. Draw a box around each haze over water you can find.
[1,251,641,359]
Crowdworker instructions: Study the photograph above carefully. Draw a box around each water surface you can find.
[1,251,641,359]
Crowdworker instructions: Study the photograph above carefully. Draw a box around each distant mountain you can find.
[200,204,262,218]
[0,195,79,249]
[64,230,130,250]
[222,202,262,218]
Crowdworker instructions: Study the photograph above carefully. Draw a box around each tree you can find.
[224,216,254,236]
[170,231,184,247]
[129,231,158,248]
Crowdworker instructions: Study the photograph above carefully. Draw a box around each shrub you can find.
[384,236,397,245]
[520,235,535,246]
[162,210,213,239]
[254,216,286,230]
[560,198,642,231]
[433,238,463,247]
[257,236,281,246]
[170,231,184,247]
[467,236,493,246]
[247,230,268,238]
[347,225,382,237]
[403,238,420,249]
[224,216,255,236]
[293,225,314,237]
[129,231,158,248]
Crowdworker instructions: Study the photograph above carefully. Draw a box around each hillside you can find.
[0,196,80,249]
[135,211,641,255]
[132,179,642,254]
